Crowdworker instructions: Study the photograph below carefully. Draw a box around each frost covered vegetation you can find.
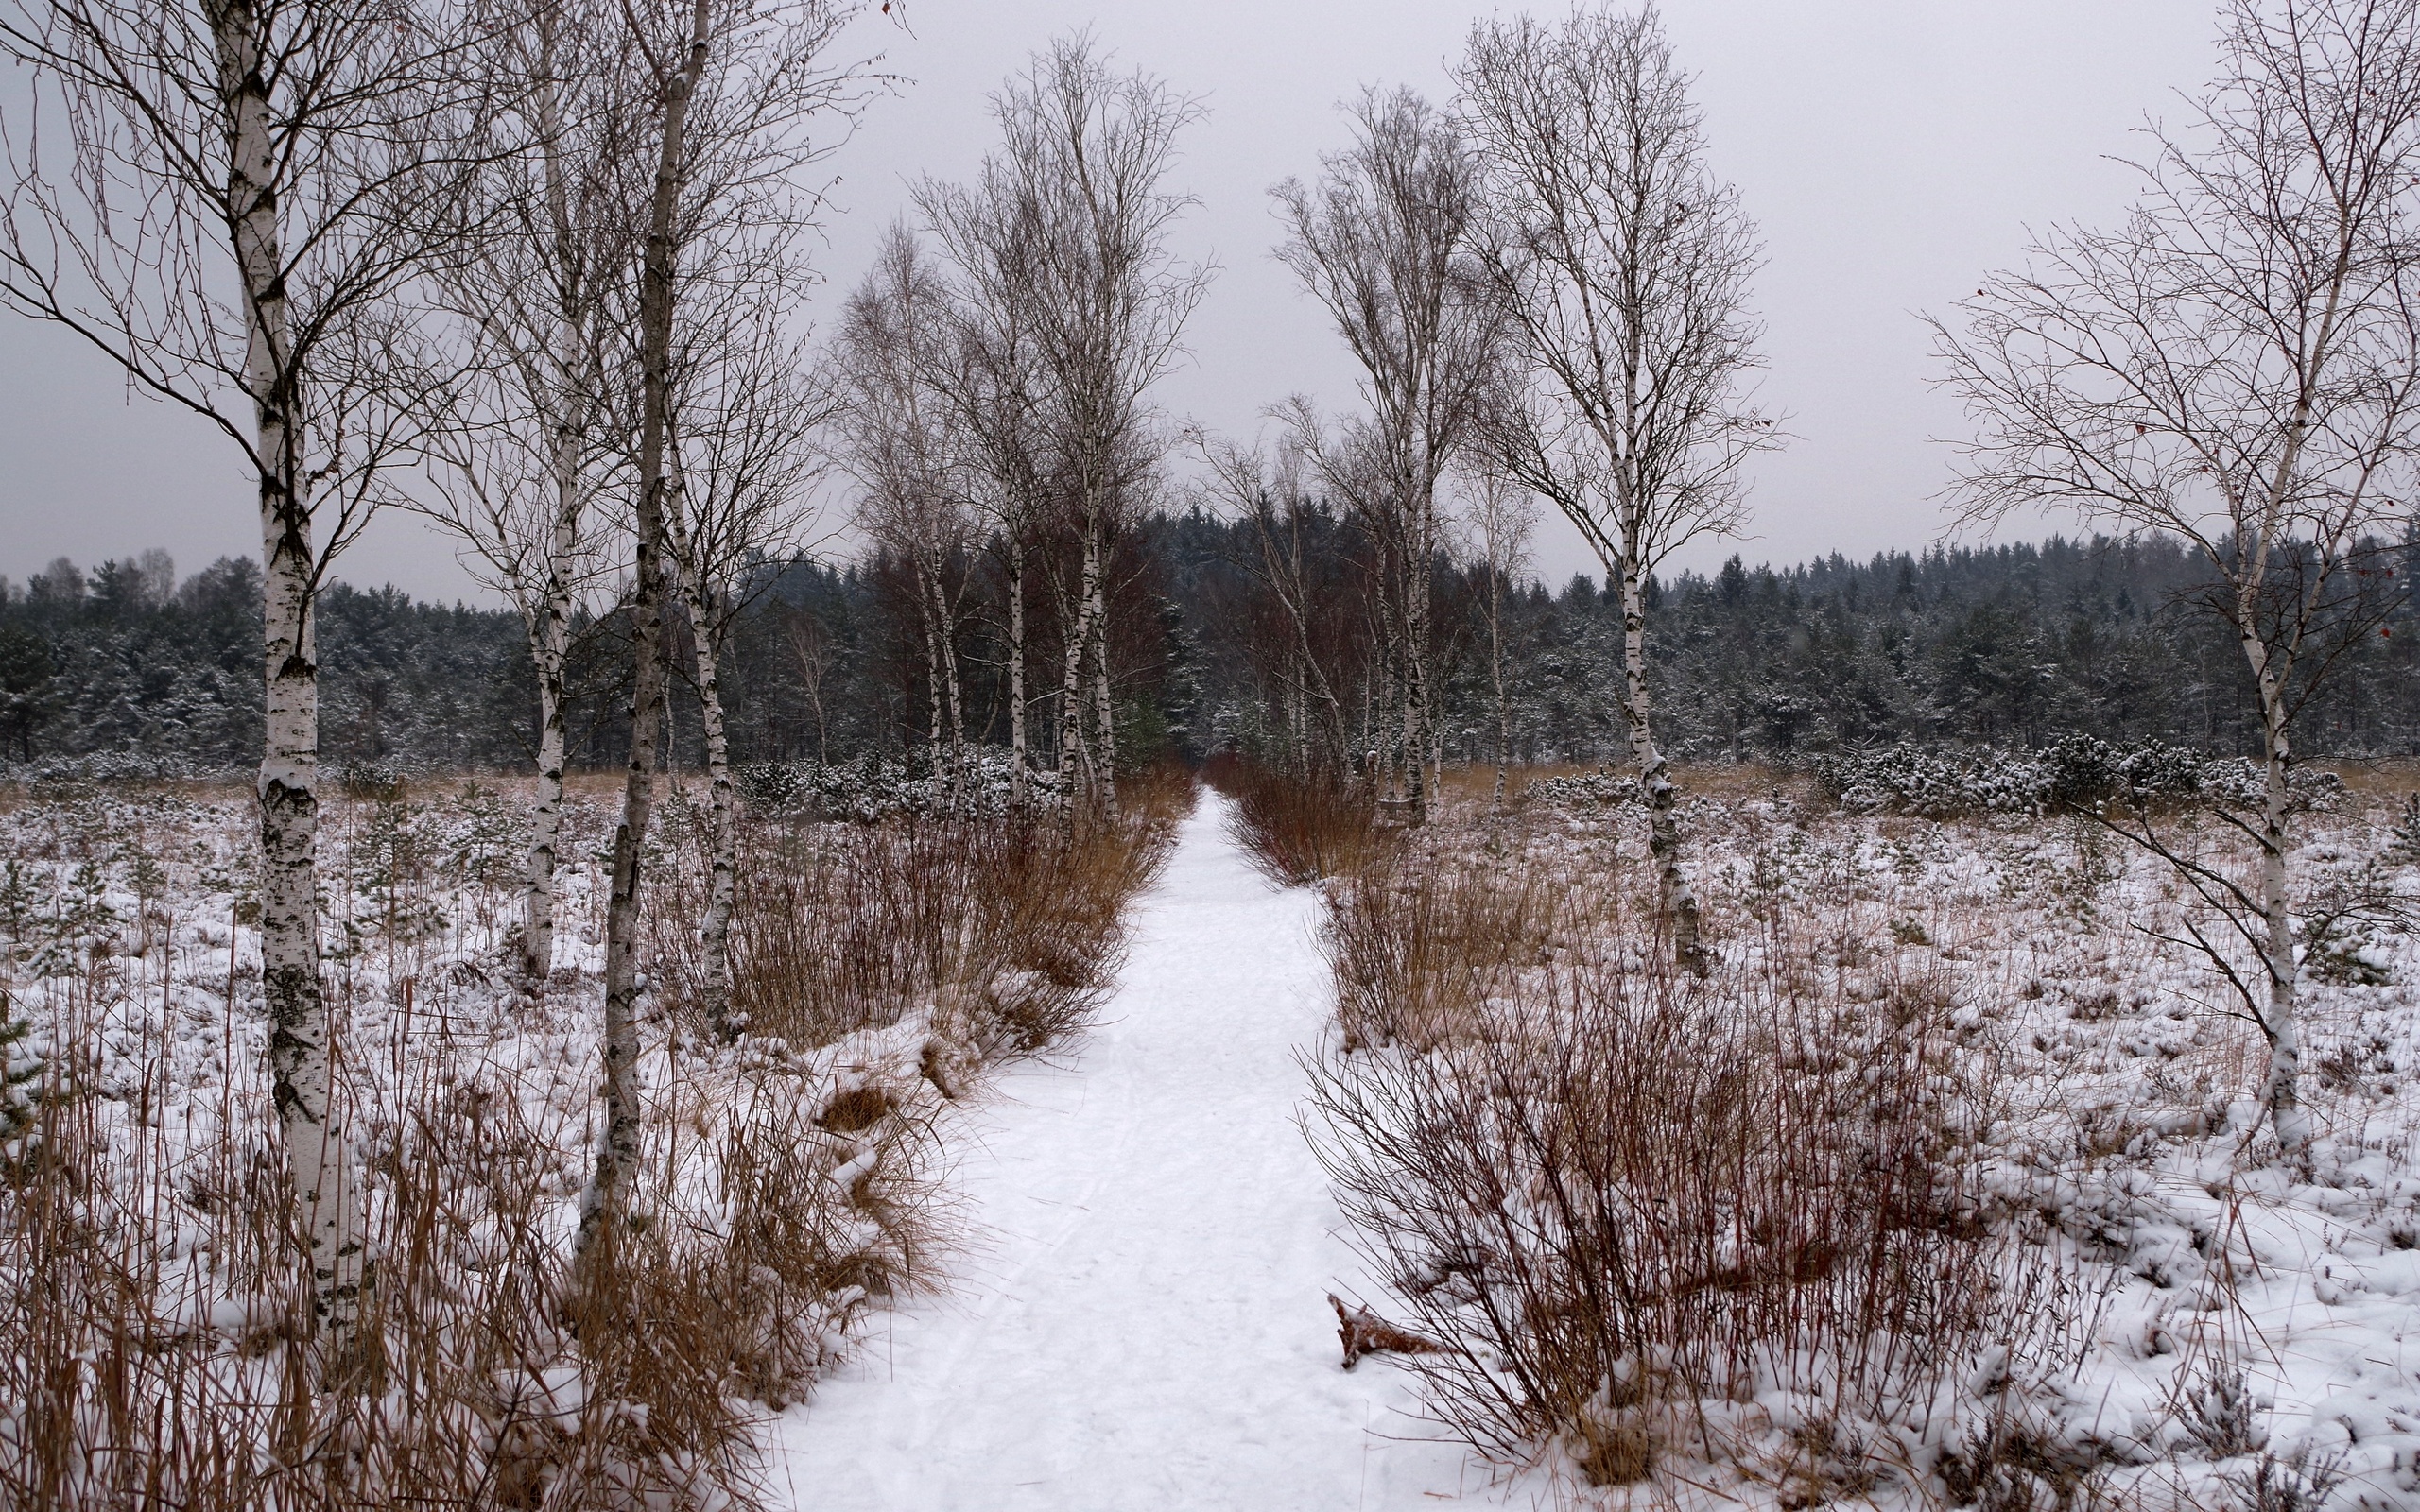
[1216,760,2420,1508]
[0,767,1184,1507]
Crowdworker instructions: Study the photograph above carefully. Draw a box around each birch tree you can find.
[919,163,1056,807]
[1934,0,2420,1159]
[1275,87,1495,825]
[666,288,824,1037]
[986,34,1209,813]
[579,0,874,1261]
[829,227,976,796]
[1459,5,1777,972]
[1197,432,1358,772]
[412,0,635,982]
[1457,466,1538,804]
[0,0,486,1370]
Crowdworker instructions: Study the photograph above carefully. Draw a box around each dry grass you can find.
[0,762,1191,1509]
[653,761,1188,1061]
[0,948,946,1510]
[1294,764,2083,1498]
[1201,752,1395,885]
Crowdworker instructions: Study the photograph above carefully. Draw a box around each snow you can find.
[768,793,1522,1510]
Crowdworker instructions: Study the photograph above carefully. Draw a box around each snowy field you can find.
[6,766,2420,1509]
[1279,766,2420,1510]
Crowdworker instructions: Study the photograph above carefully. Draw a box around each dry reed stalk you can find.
[1203,753,1395,885]
[0,778,968,1511]
[669,764,1187,1062]
[1296,767,2074,1496]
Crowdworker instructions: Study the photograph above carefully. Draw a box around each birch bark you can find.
[215,0,362,1365]
[579,0,707,1260]
[1616,558,1703,971]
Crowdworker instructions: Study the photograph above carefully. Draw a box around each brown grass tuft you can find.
[1201,753,1394,885]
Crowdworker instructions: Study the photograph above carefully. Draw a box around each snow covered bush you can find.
[1814,735,2345,819]
[1292,762,2420,1505]
[1524,769,1644,809]
[0,767,1190,1509]
[0,749,235,786]
[733,747,1063,824]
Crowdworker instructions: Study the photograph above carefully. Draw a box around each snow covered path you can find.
[769,793,1513,1511]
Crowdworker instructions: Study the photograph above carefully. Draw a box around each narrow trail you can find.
[769,792,1511,1511]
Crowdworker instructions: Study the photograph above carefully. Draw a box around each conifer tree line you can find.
[10,522,2420,779]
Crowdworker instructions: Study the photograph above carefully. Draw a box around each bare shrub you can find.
[1202,753,1392,885]
[664,766,1184,1063]
[0,1003,945,1510]
[0,777,992,1510]
[1305,852,2030,1483]
[1323,845,1558,1052]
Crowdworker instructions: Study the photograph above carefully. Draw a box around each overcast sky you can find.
[0,0,2222,605]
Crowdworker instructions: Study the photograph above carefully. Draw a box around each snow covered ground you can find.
[769,793,1526,1511]
[12,766,2420,1507]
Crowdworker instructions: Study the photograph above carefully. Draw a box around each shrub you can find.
[1813,736,2344,819]
[659,770,1185,1059]
[1201,754,1392,885]
[1301,796,2063,1493]
[733,747,1064,823]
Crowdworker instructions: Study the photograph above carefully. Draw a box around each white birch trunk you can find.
[1617,558,1705,973]
[2243,628,2311,1155]
[1490,570,1509,806]
[688,604,739,1039]
[523,600,570,980]
[916,573,946,780]
[1057,533,1098,803]
[1087,553,1117,816]
[218,0,361,1370]
[1402,498,1432,824]
[928,567,967,807]
[1007,535,1028,809]
[580,4,704,1261]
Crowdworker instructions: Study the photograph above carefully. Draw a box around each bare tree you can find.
[579,0,876,1262]
[1275,87,1495,825]
[411,0,636,982]
[1459,4,1778,972]
[919,164,1057,808]
[785,602,839,760]
[666,284,824,1039]
[829,226,976,797]
[1456,466,1538,805]
[1196,431,1357,772]
[1934,0,2420,1158]
[984,34,1209,815]
[0,0,490,1368]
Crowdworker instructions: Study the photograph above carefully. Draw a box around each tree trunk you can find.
[1402,498,1431,824]
[928,567,967,808]
[678,570,739,1040]
[1618,557,1705,974]
[580,2,705,1262]
[1057,530,1098,805]
[1491,572,1509,806]
[521,53,589,986]
[916,575,945,780]
[2248,639,2310,1156]
[1087,549,1117,816]
[1007,535,1028,809]
[524,607,569,981]
[219,0,361,1372]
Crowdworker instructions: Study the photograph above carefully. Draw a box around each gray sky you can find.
[0,0,2221,604]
